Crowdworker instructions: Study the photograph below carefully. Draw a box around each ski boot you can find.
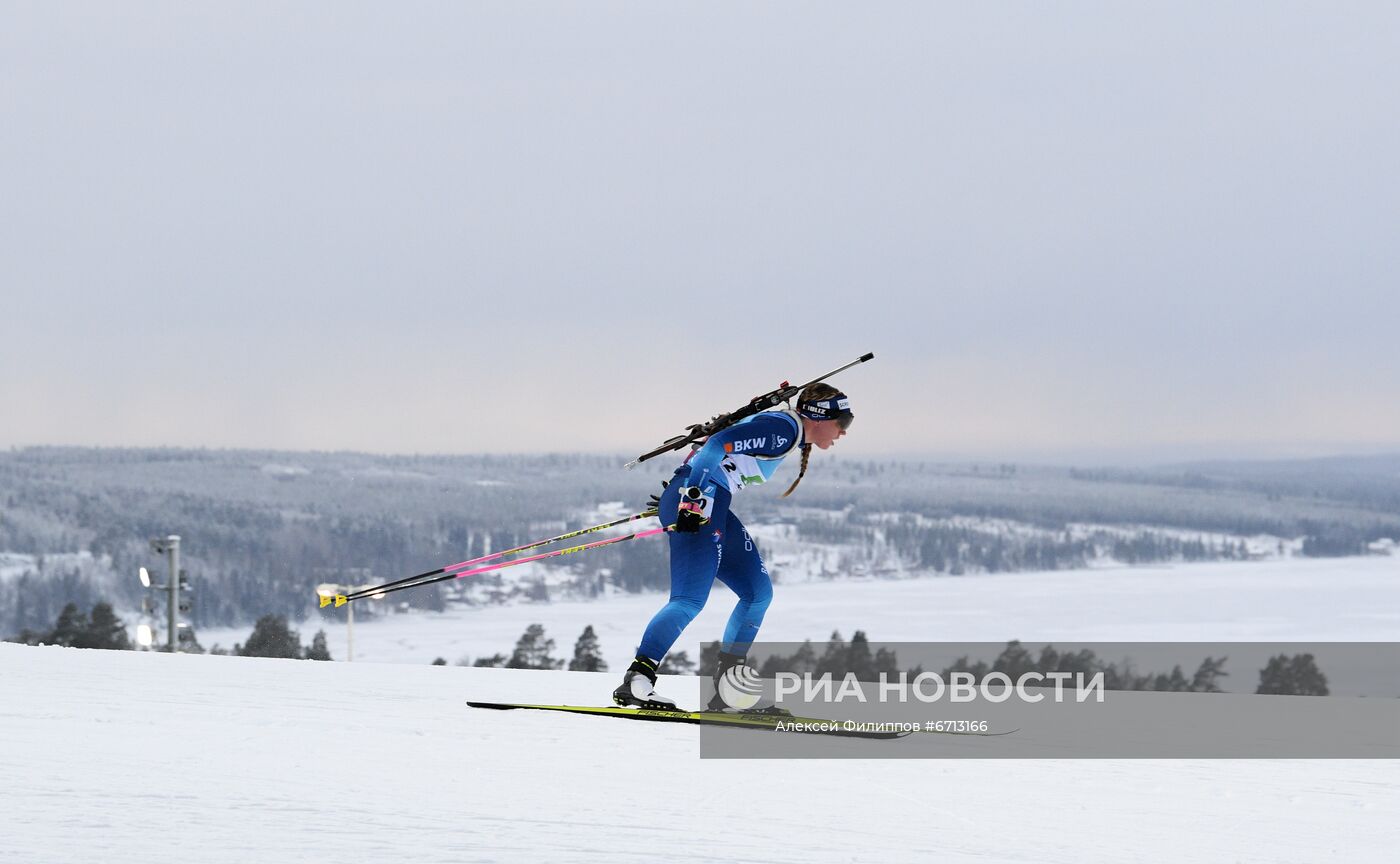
[706,651,792,716]
[612,656,679,711]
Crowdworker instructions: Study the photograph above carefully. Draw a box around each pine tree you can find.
[473,653,507,667]
[759,640,820,678]
[83,603,131,650]
[873,646,900,679]
[237,615,304,659]
[506,624,563,670]
[304,629,333,661]
[658,651,696,675]
[1147,665,1190,692]
[49,602,88,647]
[992,640,1037,680]
[8,628,48,646]
[847,631,876,681]
[1190,656,1228,692]
[698,642,721,676]
[788,640,819,676]
[567,625,607,672]
[941,654,991,683]
[1257,653,1329,696]
[816,630,847,678]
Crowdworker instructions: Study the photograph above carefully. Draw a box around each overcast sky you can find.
[2,2,1397,464]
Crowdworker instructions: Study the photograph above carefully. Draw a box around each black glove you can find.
[646,480,668,513]
[674,508,706,533]
[672,485,713,533]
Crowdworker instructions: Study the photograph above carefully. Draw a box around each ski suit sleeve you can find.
[677,412,801,496]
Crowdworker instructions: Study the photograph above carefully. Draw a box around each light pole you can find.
[346,593,354,662]
[144,535,187,652]
[164,535,179,652]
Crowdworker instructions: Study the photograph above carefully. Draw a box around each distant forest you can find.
[2,447,1397,636]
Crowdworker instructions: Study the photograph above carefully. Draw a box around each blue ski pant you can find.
[635,470,773,663]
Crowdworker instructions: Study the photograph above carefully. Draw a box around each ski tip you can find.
[334,595,348,608]
[318,594,331,608]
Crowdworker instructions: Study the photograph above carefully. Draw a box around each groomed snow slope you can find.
[2,643,1395,863]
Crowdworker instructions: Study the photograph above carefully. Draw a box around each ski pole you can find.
[323,525,669,606]
[320,509,658,607]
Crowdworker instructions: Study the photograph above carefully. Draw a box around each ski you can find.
[468,701,919,739]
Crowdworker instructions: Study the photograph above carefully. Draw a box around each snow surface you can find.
[2,642,1397,863]
[7,556,1392,860]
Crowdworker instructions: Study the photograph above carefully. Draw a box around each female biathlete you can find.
[613,382,854,711]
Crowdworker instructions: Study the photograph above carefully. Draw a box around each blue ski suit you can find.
[636,409,804,662]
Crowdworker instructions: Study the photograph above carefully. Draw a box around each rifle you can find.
[624,352,874,469]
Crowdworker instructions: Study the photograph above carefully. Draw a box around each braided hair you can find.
[780,444,811,498]
[781,382,842,498]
